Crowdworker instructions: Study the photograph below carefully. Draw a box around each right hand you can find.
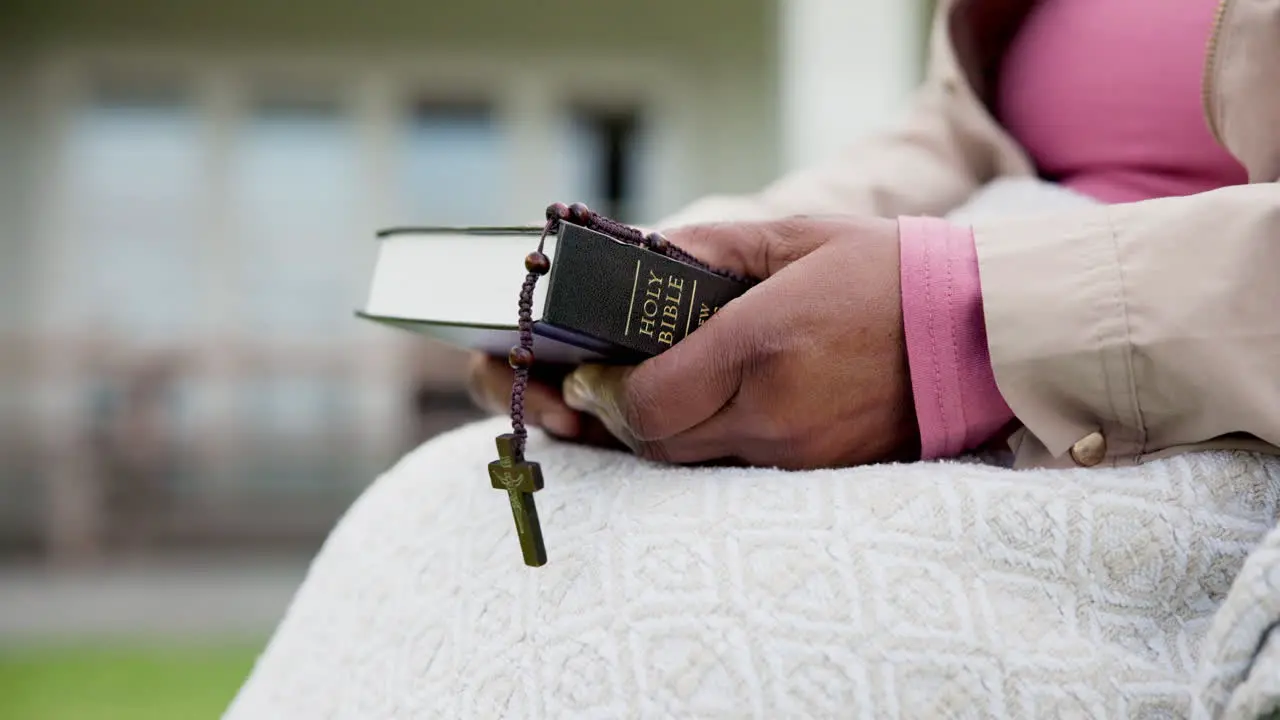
[465,353,628,449]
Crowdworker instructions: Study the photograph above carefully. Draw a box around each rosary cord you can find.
[508,216,557,455]
[579,213,644,244]
[580,212,751,285]
[510,274,537,447]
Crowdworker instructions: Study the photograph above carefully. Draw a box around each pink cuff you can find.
[898,216,1014,459]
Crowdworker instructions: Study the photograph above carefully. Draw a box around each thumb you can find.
[563,295,754,444]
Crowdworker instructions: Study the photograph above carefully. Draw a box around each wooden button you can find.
[1069,431,1107,467]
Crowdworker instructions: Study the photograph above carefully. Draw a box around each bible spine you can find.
[538,222,752,360]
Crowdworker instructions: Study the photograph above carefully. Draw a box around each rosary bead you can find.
[508,346,535,369]
[568,202,591,224]
[645,231,669,252]
[546,202,570,221]
[524,251,550,275]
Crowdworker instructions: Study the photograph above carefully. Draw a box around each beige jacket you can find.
[660,0,1280,470]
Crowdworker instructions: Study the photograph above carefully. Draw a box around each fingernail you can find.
[563,366,598,412]
[540,409,579,438]
[563,365,639,451]
[564,364,626,414]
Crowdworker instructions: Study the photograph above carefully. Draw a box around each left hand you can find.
[561,215,920,469]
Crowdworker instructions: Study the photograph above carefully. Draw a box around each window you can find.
[220,96,364,471]
[56,86,202,344]
[52,81,205,501]
[400,101,505,225]
[229,97,363,343]
[559,106,644,222]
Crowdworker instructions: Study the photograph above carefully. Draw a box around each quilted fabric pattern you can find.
[1195,518,1280,719]
[225,418,1280,719]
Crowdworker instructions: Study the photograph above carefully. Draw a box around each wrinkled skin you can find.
[466,215,920,469]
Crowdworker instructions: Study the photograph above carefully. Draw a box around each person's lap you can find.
[225,415,1280,718]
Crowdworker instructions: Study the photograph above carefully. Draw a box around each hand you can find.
[560,215,920,469]
[465,354,628,450]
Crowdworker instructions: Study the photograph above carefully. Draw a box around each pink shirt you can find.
[900,0,1248,459]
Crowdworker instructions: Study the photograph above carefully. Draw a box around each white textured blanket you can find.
[226,179,1280,718]
[1196,519,1280,719]
[226,418,1280,719]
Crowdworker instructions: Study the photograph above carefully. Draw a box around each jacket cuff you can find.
[972,203,1134,462]
[899,216,1014,459]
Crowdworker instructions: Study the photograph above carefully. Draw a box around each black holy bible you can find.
[539,221,750,360]
[358,220,753,363]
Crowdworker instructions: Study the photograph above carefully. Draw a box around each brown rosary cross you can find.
[488,433,547,567]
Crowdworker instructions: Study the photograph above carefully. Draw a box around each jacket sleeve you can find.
[655,7,1027,229]
[973,182,1280,467]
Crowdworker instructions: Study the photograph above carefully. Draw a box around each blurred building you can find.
[0,0,930,562]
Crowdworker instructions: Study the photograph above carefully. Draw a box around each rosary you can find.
[487,201,750,567]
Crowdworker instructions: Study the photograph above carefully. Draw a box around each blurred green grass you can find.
[0,643,262,720]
